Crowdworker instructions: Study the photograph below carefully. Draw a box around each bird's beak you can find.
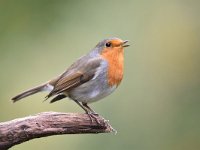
[122,40,130,47]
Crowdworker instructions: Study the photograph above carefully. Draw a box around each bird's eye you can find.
[105,42,111,47]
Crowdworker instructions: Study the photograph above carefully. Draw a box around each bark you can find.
[0,112,114,150]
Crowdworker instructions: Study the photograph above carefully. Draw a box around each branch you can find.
[0,112,114,150]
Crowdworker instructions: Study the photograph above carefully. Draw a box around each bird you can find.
[12,37,129,121]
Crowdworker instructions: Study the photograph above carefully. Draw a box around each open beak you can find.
[122,40,130,47]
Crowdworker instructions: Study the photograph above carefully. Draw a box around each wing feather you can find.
[46,58,102,99]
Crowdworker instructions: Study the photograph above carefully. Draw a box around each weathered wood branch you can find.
[0,112,114,150]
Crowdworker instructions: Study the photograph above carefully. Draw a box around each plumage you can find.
[12,84,47,102]
[11,37,129,117]
[101,45,124,86]
[50,94,66,103]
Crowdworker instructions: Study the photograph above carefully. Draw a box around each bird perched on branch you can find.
[12,37,129,121]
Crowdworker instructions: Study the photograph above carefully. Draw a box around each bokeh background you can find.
[0,0,200,150]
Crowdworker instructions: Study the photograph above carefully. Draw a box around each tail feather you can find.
[12,84,48,102]
[50,94,67,103]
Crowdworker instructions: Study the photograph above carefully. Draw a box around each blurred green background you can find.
[0,0,200,150]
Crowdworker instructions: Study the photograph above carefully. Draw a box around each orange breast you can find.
[101,48,124,86]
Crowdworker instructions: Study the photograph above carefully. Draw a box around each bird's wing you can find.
[46,57,102,98]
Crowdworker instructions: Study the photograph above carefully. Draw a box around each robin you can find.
[12,37,129,121]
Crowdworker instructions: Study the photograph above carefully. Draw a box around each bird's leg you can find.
[82,103,100,124]
[82,103,98,115]
[73,100,89,113]
[73,100,100,124]
[73,100,98,124]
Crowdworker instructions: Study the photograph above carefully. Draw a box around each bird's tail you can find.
[11,83,51,102]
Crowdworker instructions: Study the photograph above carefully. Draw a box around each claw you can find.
[87,112,100,124]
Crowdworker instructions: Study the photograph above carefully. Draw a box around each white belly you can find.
[68,81,117,103]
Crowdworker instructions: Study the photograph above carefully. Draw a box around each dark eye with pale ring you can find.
[105,42,111,47]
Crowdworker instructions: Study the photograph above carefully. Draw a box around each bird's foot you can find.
[86,112,100,124]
